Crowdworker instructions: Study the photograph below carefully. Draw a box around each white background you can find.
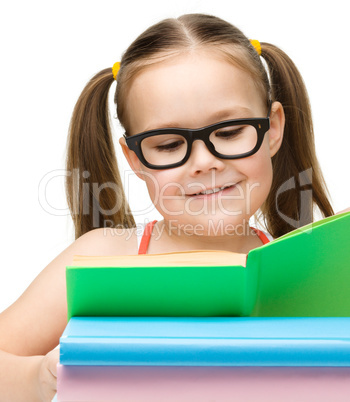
[0,0,349,312]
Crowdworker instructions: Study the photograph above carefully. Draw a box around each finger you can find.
[48,348,60,379]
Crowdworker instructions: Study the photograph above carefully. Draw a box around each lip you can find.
[185,184,237,199]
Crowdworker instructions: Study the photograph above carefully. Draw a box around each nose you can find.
[186,139,225,176]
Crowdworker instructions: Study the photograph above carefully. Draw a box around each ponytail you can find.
[66,68,135,240]
[260,43,334,238]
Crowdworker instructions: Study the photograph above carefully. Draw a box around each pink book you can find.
[57,365,350,402]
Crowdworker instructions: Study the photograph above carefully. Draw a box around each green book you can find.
[66,212,350,320]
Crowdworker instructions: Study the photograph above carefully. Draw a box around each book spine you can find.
[59,337,350,366]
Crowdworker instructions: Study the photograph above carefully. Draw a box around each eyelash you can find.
[214,127,244,139]
[155,140,185,152]
[153,127,244,152]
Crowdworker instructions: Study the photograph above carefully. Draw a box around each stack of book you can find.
[57,212,350,401]
[57,317,350,401]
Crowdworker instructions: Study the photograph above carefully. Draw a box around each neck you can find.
[154,219,262,254]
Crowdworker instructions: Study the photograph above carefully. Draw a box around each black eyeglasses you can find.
[124,105,271,170]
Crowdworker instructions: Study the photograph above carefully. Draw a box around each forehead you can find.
[125,50,265,134]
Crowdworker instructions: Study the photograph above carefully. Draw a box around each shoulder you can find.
[0,225,140,356]
[75,226,139,255]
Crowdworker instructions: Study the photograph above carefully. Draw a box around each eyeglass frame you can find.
[124,102,272,170]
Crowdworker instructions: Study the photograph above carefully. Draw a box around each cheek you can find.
[239,149,273,210]
[143,170,183,208]
[249,155,273,187]
[247,137,273,181]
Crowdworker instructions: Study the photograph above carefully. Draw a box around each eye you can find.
[214,126,245,139]
[154,139,186,152]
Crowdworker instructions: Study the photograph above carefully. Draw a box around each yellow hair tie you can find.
[112,62,121,80]
[250,39,262,56]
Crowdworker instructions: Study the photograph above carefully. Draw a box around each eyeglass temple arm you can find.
[267,100,273,117]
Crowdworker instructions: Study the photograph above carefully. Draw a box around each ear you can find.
[268,101,285,157]
[119,137,145,181]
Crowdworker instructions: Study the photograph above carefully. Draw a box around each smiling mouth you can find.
[188,184,236,197]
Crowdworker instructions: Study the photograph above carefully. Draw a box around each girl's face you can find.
[120,50,284,235]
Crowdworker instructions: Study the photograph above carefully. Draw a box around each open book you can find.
[66,212,350,319]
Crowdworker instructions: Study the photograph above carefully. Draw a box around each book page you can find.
[72,250,247,267]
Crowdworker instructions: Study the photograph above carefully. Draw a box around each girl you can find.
[0,13,335,401]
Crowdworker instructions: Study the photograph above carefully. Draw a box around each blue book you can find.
[59,317,350,367]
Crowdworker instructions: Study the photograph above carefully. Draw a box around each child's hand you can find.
[36,348,59,402]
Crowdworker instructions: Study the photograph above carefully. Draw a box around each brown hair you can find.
[259,43,333,236]
[66,13,333,239]
[66,69,135,239]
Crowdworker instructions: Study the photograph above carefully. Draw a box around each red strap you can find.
[251,227,270,245]
[138,220,158,254]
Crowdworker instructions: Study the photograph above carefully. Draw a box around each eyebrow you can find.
[211,107,253,121]
[142,107,254,132]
